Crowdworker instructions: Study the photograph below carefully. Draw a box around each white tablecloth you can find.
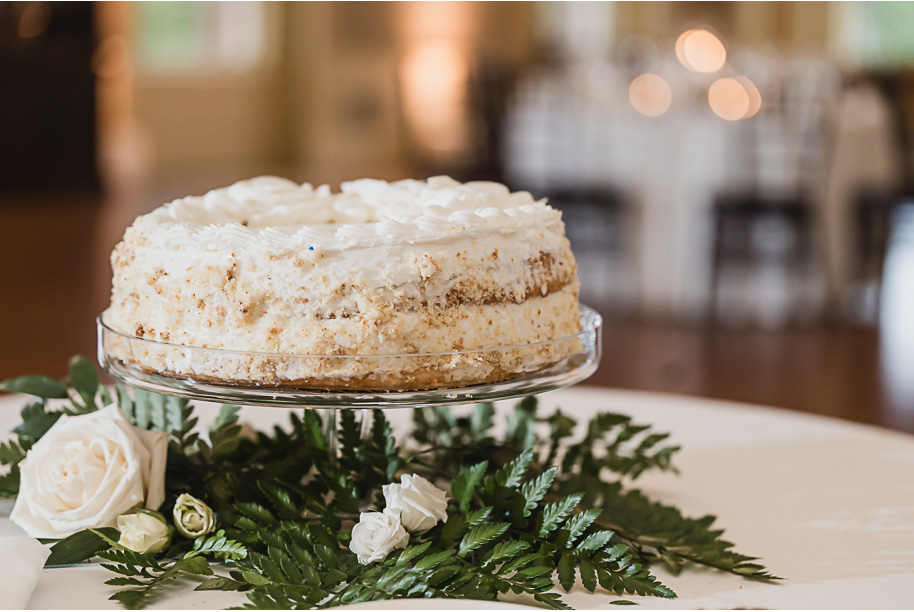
[507,99,729,319]
[2,386,913,609]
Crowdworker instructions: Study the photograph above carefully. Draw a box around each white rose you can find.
[10,404,168,539]
[382,473,449,533]
[173,493,216,538]
[117,509,173,554]
[349,511,409,564]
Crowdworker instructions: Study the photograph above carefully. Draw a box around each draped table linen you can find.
[1,387,912,609]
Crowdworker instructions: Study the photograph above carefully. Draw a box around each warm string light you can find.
[628,74,672,117]
[400,41,470,152]
[708,78,749,121]
[397,3,475,155]
[737,76,762,118]
[708,76,762,121]
[18,2,52,39]
[627,26,761,120]
[675,29,727,74]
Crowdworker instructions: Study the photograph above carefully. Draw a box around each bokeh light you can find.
[628,74,673,117]
[400,41,470,152]
[737,76,763,118]
[675,29,727,74]
[708,77,750,121]
[18,2,52,39]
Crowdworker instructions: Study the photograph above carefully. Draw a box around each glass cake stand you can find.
[97,306,601,409]
[99,305,601,455]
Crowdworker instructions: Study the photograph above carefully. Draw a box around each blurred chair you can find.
[710,59,835,327]
[853,189,897,303]
[419,52,518,183]
[540,185,634,313]
[463,53,516,183]
[710,193,817,325]
[499,61,637,312]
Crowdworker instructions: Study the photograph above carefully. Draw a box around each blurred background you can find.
[2,1,913,432]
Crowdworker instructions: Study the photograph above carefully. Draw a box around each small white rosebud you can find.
[349,512,409,564]
[173,493,217,539]
[117,509,173,554]
[382,473,449,533]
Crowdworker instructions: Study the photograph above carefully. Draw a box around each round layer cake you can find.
[103,176,582,390]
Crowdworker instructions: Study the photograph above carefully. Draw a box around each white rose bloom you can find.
[173,493,216,538]
[10,404,168,539]
[117,509,173,554]
[382,473,449,532]
[349,511,409,564]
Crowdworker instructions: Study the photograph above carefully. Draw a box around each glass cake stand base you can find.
[98,307,602,410]
[99,306,601,460]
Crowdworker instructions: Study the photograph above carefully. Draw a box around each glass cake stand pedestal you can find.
[98,306,602,457]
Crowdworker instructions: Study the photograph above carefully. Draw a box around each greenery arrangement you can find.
[0,356,779,609]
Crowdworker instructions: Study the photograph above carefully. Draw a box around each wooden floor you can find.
[592,319,909,432]
[1,190,911,434]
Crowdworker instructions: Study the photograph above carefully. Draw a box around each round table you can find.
[2,386,913,609]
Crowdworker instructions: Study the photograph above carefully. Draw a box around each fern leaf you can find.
[578,530,614,552]
[186,530,247,560]
[68,355,99,410]
[537,493,583,537]
[482,540,531,571]
[458,523,510,558]
[413,550,456,572]
[194,576,248,591]
[497,551,541,575]
[213,404,241,429]
[235,502,278,526]
[557,552,576,592]
[0,438,28,465]
[1,375,67,399]
[13,402,60,441]
[259,482,302,520]
[0,468,20,497]
[519,467,557,516]
[396,542,432,564]
[451,461,487,513]
[466,506,493,527]
[470,402,495,435]
[495,448,534,488]
[559,508,602,548]
[535,592,574,610]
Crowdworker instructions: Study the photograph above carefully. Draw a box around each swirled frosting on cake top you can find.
[141,175,560,252]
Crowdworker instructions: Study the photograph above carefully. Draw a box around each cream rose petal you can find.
[43,413,148,533]
[117,511,172,554]
[173,493,216,538]
[349,512,409,564]
[10,404,169,539]
[382,474,449,533]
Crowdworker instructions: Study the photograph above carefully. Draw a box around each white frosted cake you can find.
[103,176,582,390]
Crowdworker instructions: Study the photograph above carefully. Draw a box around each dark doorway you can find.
[0,2,98,194]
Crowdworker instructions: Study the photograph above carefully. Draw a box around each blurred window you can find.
[841,2,914,67]
[133,1,269,73]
